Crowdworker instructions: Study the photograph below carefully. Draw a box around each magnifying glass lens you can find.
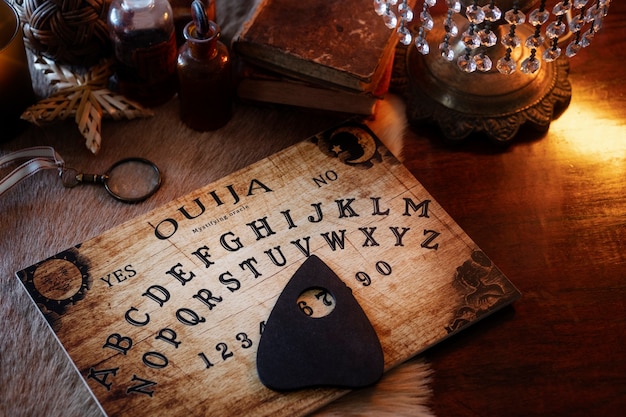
[105,158,161,203]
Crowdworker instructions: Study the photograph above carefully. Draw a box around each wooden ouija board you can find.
[17,121,520,417]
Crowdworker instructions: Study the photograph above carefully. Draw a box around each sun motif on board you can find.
[18,248,91,317]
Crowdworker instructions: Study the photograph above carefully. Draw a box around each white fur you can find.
[366,94,408,161]
[313,358,434,417]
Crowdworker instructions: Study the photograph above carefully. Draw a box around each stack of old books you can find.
[233,0,412,116]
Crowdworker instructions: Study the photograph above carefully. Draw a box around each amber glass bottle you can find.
[177,20,233,131]
[108,0,178,107]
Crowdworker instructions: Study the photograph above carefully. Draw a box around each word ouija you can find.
[152,177,439,246]
[153,179,272,240]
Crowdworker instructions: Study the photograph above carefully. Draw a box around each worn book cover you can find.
[236,56,394,115]
[234,0,415,93]
[17,121,520,417]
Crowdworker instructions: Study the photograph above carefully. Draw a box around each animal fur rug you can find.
[0,1,434,416]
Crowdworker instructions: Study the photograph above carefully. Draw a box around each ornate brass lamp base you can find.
[392,22,572,143]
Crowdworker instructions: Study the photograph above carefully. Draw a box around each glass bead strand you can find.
[521,0,548,74]
[397,0,415,45]
[566,0,589,57]
[497,1,524,74]
[415,0,437,55]
[542,0,570,62]
[458,1,484,72]
[439,1,461,62]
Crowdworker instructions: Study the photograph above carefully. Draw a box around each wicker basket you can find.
[15,0,111,66]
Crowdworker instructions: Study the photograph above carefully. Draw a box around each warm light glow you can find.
[550,99,626,167]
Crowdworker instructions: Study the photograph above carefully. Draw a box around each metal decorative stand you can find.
[380,0,610,143]
[392,15,572,143]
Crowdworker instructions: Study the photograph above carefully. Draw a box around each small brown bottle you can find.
[177,2,233,131]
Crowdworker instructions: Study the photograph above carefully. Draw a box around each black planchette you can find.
[256,255,384,391]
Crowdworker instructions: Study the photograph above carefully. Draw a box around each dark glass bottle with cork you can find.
[177,0,233,131]
[108,0,178,107]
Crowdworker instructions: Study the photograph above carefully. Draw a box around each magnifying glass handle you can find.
[76,173,108,184]
[59,158,161,203]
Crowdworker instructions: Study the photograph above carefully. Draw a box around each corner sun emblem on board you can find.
[18,248,91,319]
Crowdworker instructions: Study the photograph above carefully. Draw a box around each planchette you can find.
[256,255,384,391]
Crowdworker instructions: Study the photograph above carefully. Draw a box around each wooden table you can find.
[1,2,624,417]
[406,4,626,416]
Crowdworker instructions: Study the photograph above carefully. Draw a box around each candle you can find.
[0,0,35,141]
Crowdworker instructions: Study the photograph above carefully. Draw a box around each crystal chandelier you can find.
[376,1,612,142]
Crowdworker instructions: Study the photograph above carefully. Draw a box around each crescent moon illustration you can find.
[330,126,377,164]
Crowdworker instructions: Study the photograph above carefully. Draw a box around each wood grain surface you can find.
[404,3,626,416]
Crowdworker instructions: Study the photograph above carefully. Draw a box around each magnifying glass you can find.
[61,158,162,203]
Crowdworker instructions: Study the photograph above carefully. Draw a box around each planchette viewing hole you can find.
[256,255,384,390]
[296,287,336,318]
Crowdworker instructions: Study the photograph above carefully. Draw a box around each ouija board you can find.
[17,121,520,417]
